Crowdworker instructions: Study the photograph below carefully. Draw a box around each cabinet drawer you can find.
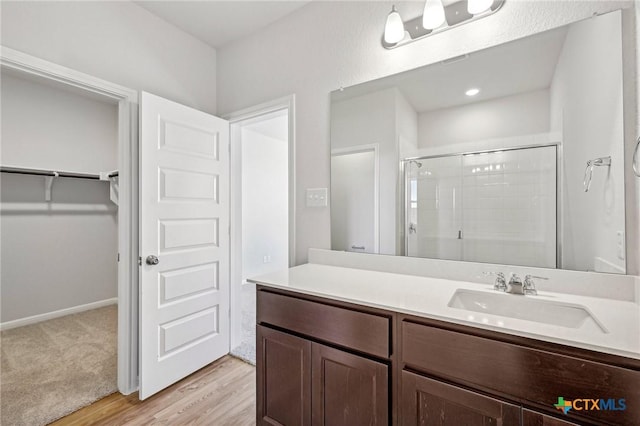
[258,290,390,358]
[401,320,640,425]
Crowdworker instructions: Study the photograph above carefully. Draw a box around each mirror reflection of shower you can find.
[403,145,558,268]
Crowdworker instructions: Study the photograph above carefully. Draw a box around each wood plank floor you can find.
[51,356,256,425]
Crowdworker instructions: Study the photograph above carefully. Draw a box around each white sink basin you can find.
[448,289,607,332]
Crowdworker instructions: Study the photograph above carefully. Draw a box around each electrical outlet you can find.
[306,188,328,207]
[263,255,271,264]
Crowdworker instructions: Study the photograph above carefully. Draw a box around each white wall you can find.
[418,89,550,148]
[396,90,418,158]
[217,0,634,265]
[0,0,217,113]
[550,10,626,273]
[241,125,289,279]
[1,73,118,172]
[1,73,118,323]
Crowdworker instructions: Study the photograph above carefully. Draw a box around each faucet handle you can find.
[523,275,547,295]
[483,271,507,291]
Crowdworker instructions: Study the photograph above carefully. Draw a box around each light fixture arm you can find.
[382,0,506,49]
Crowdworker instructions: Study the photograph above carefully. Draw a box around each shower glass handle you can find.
[409,223,417,234]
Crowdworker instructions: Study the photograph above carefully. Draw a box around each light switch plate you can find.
[306,188,328,207]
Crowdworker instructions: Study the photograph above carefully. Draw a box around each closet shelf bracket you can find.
[100,170,119,206]
[44,172,59,202]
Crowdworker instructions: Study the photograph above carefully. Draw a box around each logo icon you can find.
[555,397,572,414]
[554,397,626,414]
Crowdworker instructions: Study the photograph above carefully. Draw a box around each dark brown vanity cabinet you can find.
[257,325,312,425]
[257,286,640,426]
[257,289,392,426]
[522,410,580,426]
[399,317,640,426]
[401,370,521,425]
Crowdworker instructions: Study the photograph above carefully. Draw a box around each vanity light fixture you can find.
[384,6,405,44]
[465,88,480,96]
[467,0,494,15]
[422,0,447,30]
[382,0,506,49]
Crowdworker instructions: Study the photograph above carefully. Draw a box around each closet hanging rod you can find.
[0,165,103,180]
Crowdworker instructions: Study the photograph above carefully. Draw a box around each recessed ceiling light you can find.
[466,88,480,97]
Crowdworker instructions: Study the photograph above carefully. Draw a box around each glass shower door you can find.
[461,146,557,268]
[406,156,463,260]
[404,145,557,268]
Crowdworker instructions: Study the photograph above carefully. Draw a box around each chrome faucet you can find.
[507,273,524,295]
[505,273,547,295]
[483,272,507,292]
[523,275,548,296]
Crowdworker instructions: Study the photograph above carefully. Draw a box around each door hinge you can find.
[117,253,120,262]
[138,256,142,266]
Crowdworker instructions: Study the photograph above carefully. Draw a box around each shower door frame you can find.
[402,142,561,267]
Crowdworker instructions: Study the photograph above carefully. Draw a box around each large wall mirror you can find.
[330,9,630,274]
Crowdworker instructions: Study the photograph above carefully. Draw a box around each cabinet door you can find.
[312,343,388,426]
[257,325,311,426]
[401,370,520,426]
[523,409,579,426]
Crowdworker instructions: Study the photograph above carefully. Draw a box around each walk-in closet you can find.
[1,67,120,425]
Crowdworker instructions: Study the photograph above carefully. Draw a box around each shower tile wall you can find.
[462,146,556,268]
[409,146,557,269]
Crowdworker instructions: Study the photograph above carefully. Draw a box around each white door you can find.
[139,92,229,399]
[330,148,378,254]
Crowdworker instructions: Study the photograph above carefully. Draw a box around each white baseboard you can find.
[0,298,117,331]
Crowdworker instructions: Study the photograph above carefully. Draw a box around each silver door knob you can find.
[146,255,159,265]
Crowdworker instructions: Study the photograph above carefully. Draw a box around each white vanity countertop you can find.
[248,263,640,360]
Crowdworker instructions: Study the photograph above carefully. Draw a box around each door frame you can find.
[224,95,296,352]
[330,144,380,254]
[0,46,139,394]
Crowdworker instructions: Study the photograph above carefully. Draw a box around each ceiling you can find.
[135,1,311,48]
[332,24,569,113]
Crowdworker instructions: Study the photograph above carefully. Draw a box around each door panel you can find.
[257,325,312,426]
[312,343,388,426]
[401,370,521,425]
[139,92,229,399]
[523,409,579,426]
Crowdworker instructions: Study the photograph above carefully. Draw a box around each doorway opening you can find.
[0,48,137,424]
[227,97,295,364]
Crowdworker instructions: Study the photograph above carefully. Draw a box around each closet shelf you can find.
[0,165,120,180]
[1,165,119,202]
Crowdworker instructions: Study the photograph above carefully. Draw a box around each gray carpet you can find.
[1,305,118,425]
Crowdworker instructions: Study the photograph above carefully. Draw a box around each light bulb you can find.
[468,0,493,15]
[384,5,405,44]
[422,0,446,30]
[465,88,480,96]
